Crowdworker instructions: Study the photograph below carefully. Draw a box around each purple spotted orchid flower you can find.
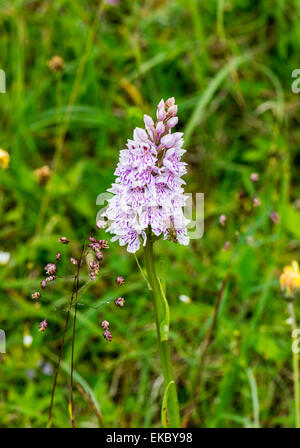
[104,98,189,253]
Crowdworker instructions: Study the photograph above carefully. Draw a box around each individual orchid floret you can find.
[103,98,189,253]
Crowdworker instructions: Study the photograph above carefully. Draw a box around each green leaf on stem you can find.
[161,380,175,428]
[158,276,170,341]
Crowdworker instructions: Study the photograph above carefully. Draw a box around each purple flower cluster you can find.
[104,98,189,253]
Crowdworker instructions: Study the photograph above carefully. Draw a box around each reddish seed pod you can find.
[96,251,103,261]
[270,211,280,225]
[88,242,100,251]
[45,275,56,282]
[98,240,109,249]
[116,276,125,286]
[38,320,48,333]
[41,280,47,289]
[114,297,125,307]
[103,330,112,341]
[32,291,41,300]
[59,236,69,244]
[90,260,99,272]
[101,320,110,330]
[44,263,56,275]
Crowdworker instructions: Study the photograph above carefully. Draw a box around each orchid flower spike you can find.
[103,98,189,253]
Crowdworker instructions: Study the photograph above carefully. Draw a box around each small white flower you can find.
[179,294,191,304]
[0,251,10,265]
[23,334,33,348]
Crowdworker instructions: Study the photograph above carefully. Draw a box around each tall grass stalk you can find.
[287,301,300,428]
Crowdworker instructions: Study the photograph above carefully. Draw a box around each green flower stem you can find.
[144,238,181,428]
[287,301,300,428]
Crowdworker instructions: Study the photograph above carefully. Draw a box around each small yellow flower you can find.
[280,261,300,299]
[0,149,9,169]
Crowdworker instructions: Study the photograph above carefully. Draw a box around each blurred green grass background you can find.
[1,0,300,428]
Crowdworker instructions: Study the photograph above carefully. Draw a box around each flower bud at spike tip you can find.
[103,330,112,341]
[101,320,110,330]
[38,320,48,333]
[41,280,47,289]
[70,257,78,265]
[167,105,178,117]
[116,276,125,286]
[115,297,125,307]
[165,97,175,108]
[56,253,61,261]
[59,236,69,244]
